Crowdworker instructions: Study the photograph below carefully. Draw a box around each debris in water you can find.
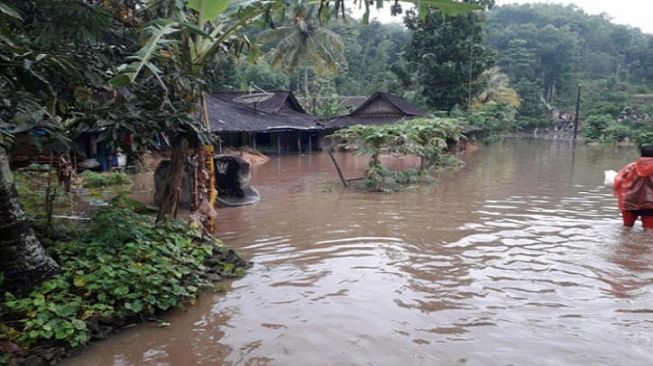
[604,170,617,187]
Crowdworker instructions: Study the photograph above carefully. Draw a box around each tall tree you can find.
[257,1,346,76]
[0,1,95,293]
[0,0,160,294]
[403,0,495,110]
[0,145,59,294]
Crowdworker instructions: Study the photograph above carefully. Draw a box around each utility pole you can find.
[572,84,582,142]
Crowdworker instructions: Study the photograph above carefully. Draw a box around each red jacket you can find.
[614,157,653,211]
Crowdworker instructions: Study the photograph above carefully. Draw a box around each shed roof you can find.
[296,96,369,111]
[350,92,424,117]
[206,91,320,133]
[322,92,425,129]
[212,90,308,114]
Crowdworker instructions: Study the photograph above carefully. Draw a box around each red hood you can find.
[635,157,653,176]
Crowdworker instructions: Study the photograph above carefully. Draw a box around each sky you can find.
[356,1,652,34]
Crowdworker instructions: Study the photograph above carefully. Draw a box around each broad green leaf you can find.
[71,319,87,331]
[246,43,261,64]
[73,275,87,288]
[109,73,133,88]
[0,2,22,20]
[188,0,230,23]
[125,299,143,313]
[113,285,130,296]
[110,20,178,88]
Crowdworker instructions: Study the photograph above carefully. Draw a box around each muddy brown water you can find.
[63,139,653,366]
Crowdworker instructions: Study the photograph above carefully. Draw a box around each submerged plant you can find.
[331,117,465,191]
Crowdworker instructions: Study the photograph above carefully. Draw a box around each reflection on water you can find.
[64,139,653,366]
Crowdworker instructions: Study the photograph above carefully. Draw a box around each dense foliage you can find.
[485,3,653,122]
[582,113,653,145]
[0,208,244,351]
[401,1,495,111]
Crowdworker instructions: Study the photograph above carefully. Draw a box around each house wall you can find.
[216,131,320,154]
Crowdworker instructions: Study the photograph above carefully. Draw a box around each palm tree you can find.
[474,66,521,109]
[257,2,346,76]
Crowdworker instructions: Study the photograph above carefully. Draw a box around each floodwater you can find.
[63,139,653,366]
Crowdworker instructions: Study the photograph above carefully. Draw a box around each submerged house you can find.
[206,91,321,153]
[205,91,426,153]
[321,92,425,131]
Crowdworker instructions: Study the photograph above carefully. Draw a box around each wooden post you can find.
[297,134,302,154]
[573,84,582,142]
[327,149,348,188]
[308,134,312,153]
[252,133,256,150]
[277,133,281,155]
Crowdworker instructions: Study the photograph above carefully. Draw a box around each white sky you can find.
[356,1,652,34]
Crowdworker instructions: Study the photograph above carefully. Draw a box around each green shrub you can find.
[603,123,633,143]
[80,171,131,188]
[635,131,653,148]
[332,117,465,191]
[583,114,613,142]
[469,102,517,134]
[1,208,241,349]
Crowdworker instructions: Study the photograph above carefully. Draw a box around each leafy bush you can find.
[583,113,652,144]
[603,123,633,143]
[314,98,350,118]
[79,171,131,188]
[635,132,653,148]
[583,114,613,141]
[1,208,243,350]
[468,102,517,136]
[331,117,465,191]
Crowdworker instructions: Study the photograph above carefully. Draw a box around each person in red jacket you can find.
[614,145,653,229]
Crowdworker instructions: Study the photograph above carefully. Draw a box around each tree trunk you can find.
[0,146,59,295]
[156,137,189,222]
[200,93,217,234]
[304,68,310,99]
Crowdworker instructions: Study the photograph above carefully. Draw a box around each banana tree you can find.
[111,0,278,231]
